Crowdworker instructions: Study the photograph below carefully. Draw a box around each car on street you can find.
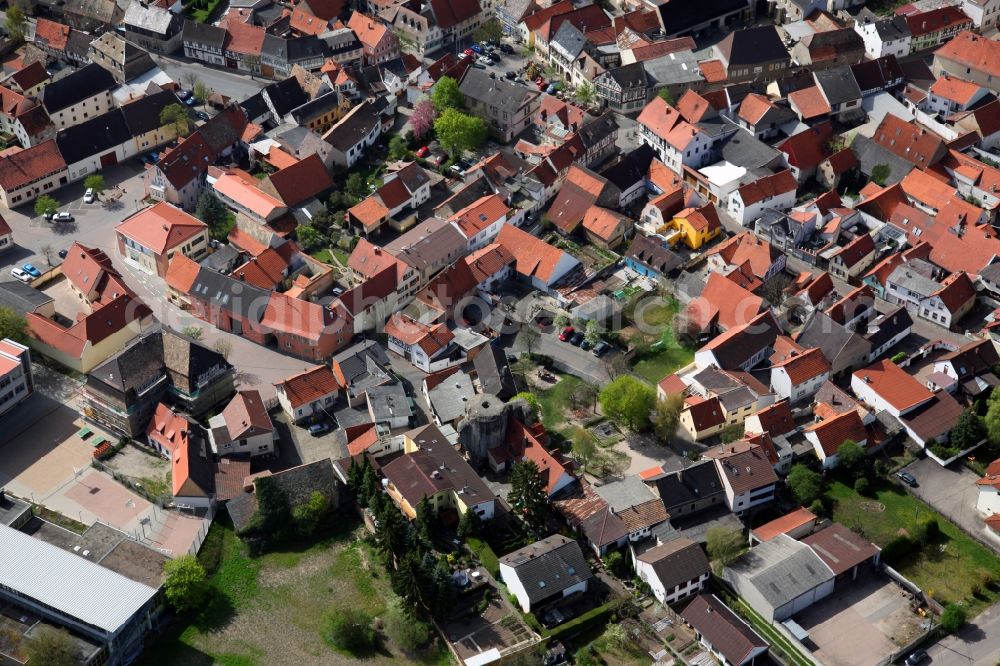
[83,188,95,203]
[500,43,514,54]
[58,249,68,259]
[196,111,210,121]
[416,145,430,158]
[21,264,41,278]
[470,43,484,54]
[897,471,918,487]
[904,649,928,666]
[592,341,611,357]
[184,97,196,106]
[570,332,584,346]
[535,78,547,90]
[559,326,574,341]
[458,52,469,60]
[580,338,592,351]
[10,268,31,283]
[477,55,491,66]
[177,90,192,101]
[505,70,517,79]
[546,83,558,94]
[471,62,486,69]
[464,48,474,56]
[52,212,73,222]
[488,54,500,64]
[431,152,448,166]
[308,422,332,436]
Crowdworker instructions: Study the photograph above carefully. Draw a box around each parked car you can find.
[535,78,547,90]
[308,422,332,436]
[546,84,557,94]
[580,338,592,351]
[592,341,611,357]
[58,249,68,259]
[471,62,487,70]
[464,47,475,56]
[570,332,584,346]
[477,55,491,66]
[458,52,469,60]
[177,90,193,100]
[470,43,484,54]
[416,145,430,158]
[195,111,210,121]
[53,212,73,222]
[9,267,31,283]
[500,43,515,54]
[331,286,344,296]
[431,152,448,166]
[21,264,41,278]
[505,70,517,80]
[904,649,928,666]
[84,188,95,203]
[559,326,574,341]
[897,471,918,487]
[488,54,500,64]
[184,96,196,106]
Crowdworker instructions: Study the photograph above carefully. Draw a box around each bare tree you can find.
[40,244,53,266]
[521,324,540,357]
[213,338,232,360]
[183,73,200,90]
[603,353,629,380]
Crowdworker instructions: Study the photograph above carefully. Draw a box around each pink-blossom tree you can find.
[411,100,437,140]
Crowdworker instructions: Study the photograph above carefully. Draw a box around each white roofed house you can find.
[499,535,593,612]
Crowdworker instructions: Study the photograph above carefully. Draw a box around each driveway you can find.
[508,328,611,385]
[928,600,1000,665]
[903,457,1000,552]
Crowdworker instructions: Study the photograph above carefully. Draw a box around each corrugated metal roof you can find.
[0,524,157,634]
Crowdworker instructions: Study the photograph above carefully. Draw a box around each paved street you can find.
[903,458,1000,553]
[151,54,268,101]
[509,327,611,385]
[929,601,1000,665]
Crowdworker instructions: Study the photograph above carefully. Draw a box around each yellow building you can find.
[381,424,496,521]
[658,204,722,251]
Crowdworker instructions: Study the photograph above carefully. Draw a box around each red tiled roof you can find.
[116,202,206,255]
[276,365,341,408]
[347,11,392,49]
[448,193,509,239]
[348,238,408,282]
[637,96,703,151]
[682,595,767,666]
[752,507,817,541]
[290,7,330,35]
[935,31,1000,80]
[698,59,726,83]
[737,170,796,206]
[706,231,781,281]
[464,243,514,282]
[165,254,201,294]
[347,425,379,456]
[778,122,833,170]
[685,271,763,333]
[0,139,65,191]
[522,0,573,33]
[231,247,287,289]
[629,37,696,61]
[261,292,350,343]
[805,408,868,456]
[33,18,70,51]
[581,205,630,242]
[853,359,933,412]
[147,402,190,457]
[496,223,571,283]
[934,271,975,313]
[224,19,266,55]
[7,61,48,92]
[348,196,391,231]
[930,74,982,106]
[773,347,830,385]
[264,154,334,206]
[684,396,725,432]
[747,399,796,438]
[903,5,970,37]
[221,390,273,441]
[873,113,946,166]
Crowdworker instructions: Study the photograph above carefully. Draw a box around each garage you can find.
[100,151,118,168]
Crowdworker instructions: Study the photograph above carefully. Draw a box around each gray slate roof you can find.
[814,67,862,106]
[499,535,592,604]
[724,534,834,608]
[637,537,710,590]
[86,333,165,395]
[851,134,914,184]
[459,67,540,116]
[0,281,53,314]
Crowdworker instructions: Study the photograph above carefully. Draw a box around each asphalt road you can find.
[928,602,1000,665]
[151,54,268,102]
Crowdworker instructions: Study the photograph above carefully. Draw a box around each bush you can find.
[940,603,967,633]
[891,351,907,363]
[881,535,915,564]
[383,599,432,652]
[808,498,826,517]
[854,477,870,496]
[324,608,376,655]
[914,516,940,545]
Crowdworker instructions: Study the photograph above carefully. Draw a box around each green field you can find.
[625,297,695,384]
[829,479,1000,613]
[141,518,451,665]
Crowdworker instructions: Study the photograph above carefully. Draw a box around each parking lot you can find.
[794,573,927,666]
[903,457,1000,551]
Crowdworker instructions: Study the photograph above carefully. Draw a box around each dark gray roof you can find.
[626,234,682,276]
[324,100,381,151]
[578,111,617,150]
[649,460,725,513]
[600,144,654,191]
[814,67,862,106]
[857,8,911,41]
[188,268,271,322]
[41,63,116,114]
[724,535,834,608]
[199,243,241,273]
[797,311,871,368]
[240,92,270,122]
[86,333,165,396]
[182,20,228,48]
[262,35,329,63]
[851,134,914,185]
[289,90,342,125]
[121,90,178,136]
[636,538,710,590]
[657,0,749,37]
[0,281,53,314]
[459,67,540,116]
[717,26,788,67]
[366,383,413,422]
[499,535,592,604]
[229,459,340,533]
[551,20,587,59]
[473,344,517,400]
[333,340,394,398]
[863,306,912,352]
[57,108,131,165]
[602,62,646,89]
[262,77,308,118]
[718,132,783,170]
[161,327,233,398]
[851,56,904,95]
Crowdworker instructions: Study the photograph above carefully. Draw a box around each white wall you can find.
[978,486,1000,516]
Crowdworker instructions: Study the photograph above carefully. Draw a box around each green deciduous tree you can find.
[180,325,203,339]
[160,103,191,137]
[34,195,59,218]
[952,409,986,450]
[431,76,465,112]
[296,224,324,251]
[651,394,684,442]
[584,319,603,345]
[837,439,866,477]
[247,476,292,540]
[657,88,674,105]
[434,108,487,160]
[508,460,548,530]
[706,526,746,567]
[603,551,629,578]
[599,376,656,431]
[5,3,26,43]
[25,625,76,666]
[163,554,208,613]
[720,423,744,444]
[345,172,368,198]
[940,603,967,633]
[0,306,28,344]
[324,607,376,655]
[292,490,330,535]
[195,192,233,241]
[388,134,411,160]
[870,164,890,187]
[570,426,599,470]
[194,81,211,106]
[788,464,824,506]
[575,82,595,106]
[512,391,540,418]
[472,18,503,44]
[986,387,1000,446]
[83,174,105,192]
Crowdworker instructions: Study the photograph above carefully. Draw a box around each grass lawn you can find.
[332,248,350,265]
[141,518,451,666]
[310,249,334,265]
[828,479,1000,613]
[626,297,695,384]
[581,626,649,666]
[536,375,584,430]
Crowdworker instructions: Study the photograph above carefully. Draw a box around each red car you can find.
[535,78,547,90]
[558,326,574,341]
[464,48,475,56]
[416,145,430,158]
